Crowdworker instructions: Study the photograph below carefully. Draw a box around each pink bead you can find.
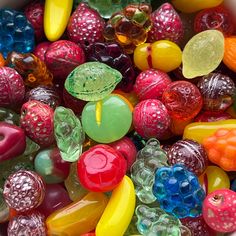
[133,99,171,139]
[134,69,172,101]
[162,81,203,121]
[109,136,137,171]
[3,170,45,212]
[203,189,236,233]
[8,211,46,236]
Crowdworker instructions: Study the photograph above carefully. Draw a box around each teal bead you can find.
[34,148,70,184]
[81,94,132,143]
[64,62,122,101]
[54,106,85,162]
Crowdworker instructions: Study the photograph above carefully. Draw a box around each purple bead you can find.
[8,211,46,236]
[3,170,45,212]
[167,139,208,176]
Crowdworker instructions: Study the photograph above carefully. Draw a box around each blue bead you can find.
[152,164,205,218]
[0,9,34,58]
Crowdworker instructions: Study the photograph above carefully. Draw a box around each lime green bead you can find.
[82,94,132,143]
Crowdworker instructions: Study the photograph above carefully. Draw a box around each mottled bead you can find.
[131,138,168,204]
[167,139,208,176]
[86,42,135,92]
[134,69,172,101]
[0,9,35,58]
[3,170,45,212]
[197,73,235,112]
[45,40,85,81]
[8,211,46,236]
[133,99,171,140]
[162,81,203,121]
[153,164,205,218]
[25,85,61,110]
[194,6,234,36]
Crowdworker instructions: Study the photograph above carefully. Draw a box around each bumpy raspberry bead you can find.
[8,212,46,236]
[194,6,234,36]
[167,139,208,176]
[153,164,205,218]
[0,67,25,109]
[148,3,183,43]
[103,3,152,54]
[197,73,235,112]
[86,42,135,92]
[3,170,45,212]
[133,99,171,140]
[203,189,236,233]
[134,69,172,101]
[162,81,203,121]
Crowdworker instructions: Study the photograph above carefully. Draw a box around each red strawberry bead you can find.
[148,3,183,43]
[0,67,25,109]
[67,3,105,46]
[134,69,172,101]
[203,189,236,233]
[20,100,54,147]
[24,0,45,42]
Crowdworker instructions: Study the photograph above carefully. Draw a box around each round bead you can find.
[33,42,51,62]
[134,69,172,101]
[34,148,70,184]
[167,139,208,176]
[45,40,85,80]
[82,94,132,143]
[162,81,203,121]
[197,73,235,112]
[3,170,45,212]
[133,99,171,140]
[77,144,127,192]
[8,212,46,236]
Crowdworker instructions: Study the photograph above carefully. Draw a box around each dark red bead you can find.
[33,42,51,62]
[195,111,232,122]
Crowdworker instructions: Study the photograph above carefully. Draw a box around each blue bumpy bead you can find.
[0,9,35,58]
[153,164,205,218]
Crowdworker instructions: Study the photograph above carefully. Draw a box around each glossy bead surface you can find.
[3,170,45,212]
[153,164,205,218]
[182,30,224,79]
[0,122,26,162]
[131,138,168,204]
[77,144,127,192]
[134,69,172,101]
[109,136,137,171]
[133,99,171,139]
[8,211,46,236]
[162,81,202,121]
[0,67,25,109]
[203,189,236,232]
[0,9,35,58]
[194,6,234,36]
[65,62,122,101]
[86,42,135,92]
[223,36,236,73]
[37,184,71,217]
[54,106,85,162]
[195,111,232,122]
[25,85,61,110]
[33,41,51,62]
[45,40,85,81]
[199,165,230,194]
[46,192,108,236]
[203,128,236,171]
[5,51,53,88]
[167,139,208,176]
[134,40,182,72]
[34,147,70,184]
[82,94,132,143]
[197,73,235,112]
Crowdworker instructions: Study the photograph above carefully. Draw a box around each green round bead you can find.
[82,94,132,143]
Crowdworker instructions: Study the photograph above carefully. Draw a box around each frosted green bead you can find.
[54,106,85,162]
[64,62,122,101]
[182,30,224,79]
[82,94,132,143]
